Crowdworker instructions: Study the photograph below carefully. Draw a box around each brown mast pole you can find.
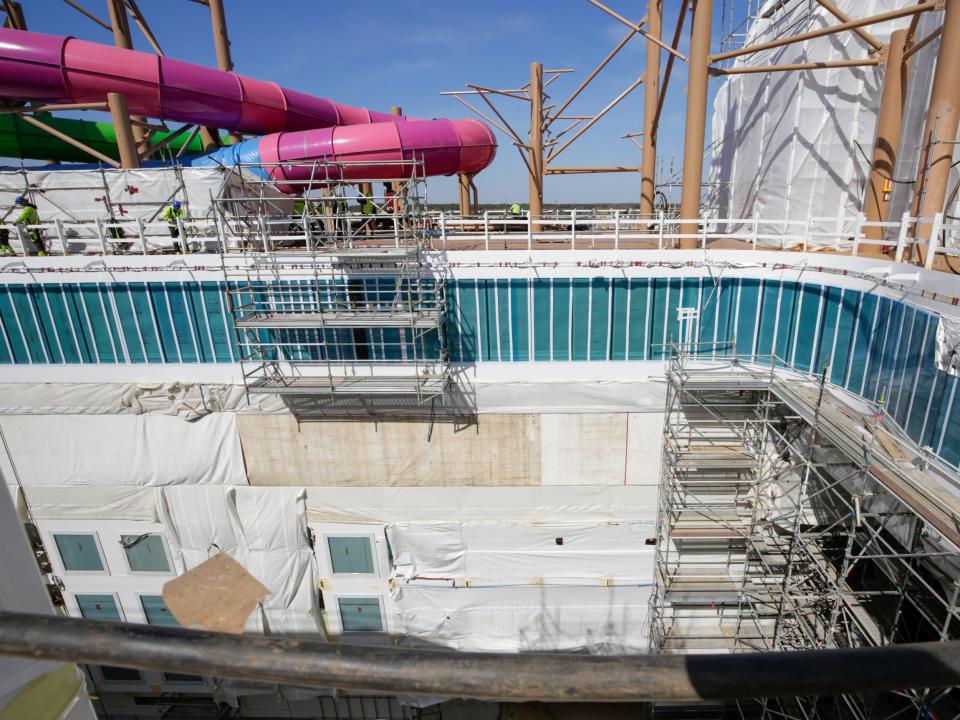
[861,30,907,256]
[678,0,713,248]
[529,62,544,225]
[913,0,960,266]
[640,0,662,217]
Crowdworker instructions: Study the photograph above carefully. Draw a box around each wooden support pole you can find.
[3,0,25,29]
[105,0,146,148]
[652,2,688,137]
[458,173,472,216]
[547,17,643,129]
[913,0,960,266]
[711,1,936,64]
[547,75,644,162]
[206,0,241,145]
[20,114,120,168]
[679,0,712,248]
[528,62,544,223]
[546,166,642,175]
[862,30,907,255]
[107,93,140,168]
[812,0,884,52]
[712,57,883,75]
[640,0,662,216]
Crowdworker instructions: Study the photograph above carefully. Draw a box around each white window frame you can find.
[137,592,177,627]
[336,594,386,634]
[94,663,144,685]
[50,531,109,576]
[71,591,126,623]
[324,533,380,577]
[119,532,173,576]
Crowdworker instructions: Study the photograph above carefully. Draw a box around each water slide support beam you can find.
[679,0,712,248]
[104,0,146,150]
[862,30,907,255]
[640,0,661,216]
[207,0,242,146]
[107,92,139,168]
[913,0,960,267]
[2,1,25,30]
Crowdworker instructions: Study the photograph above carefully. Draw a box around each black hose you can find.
[1,612,960,702]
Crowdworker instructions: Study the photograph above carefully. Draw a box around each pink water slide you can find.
[0,28,496,181]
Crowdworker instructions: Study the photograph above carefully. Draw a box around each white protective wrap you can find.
[0,413,246,486]
[306,486,657,524]
[937,315,960,377]
[391,584,650,653]
[708,0,910,241]
[388,520,655,583]
[19,485,159,520]
[159,485,320,637]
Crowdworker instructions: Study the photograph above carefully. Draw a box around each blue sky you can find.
[22,0,736,204]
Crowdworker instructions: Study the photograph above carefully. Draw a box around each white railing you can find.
[1,210,958,270]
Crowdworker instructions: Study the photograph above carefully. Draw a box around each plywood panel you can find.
[239,414,541,487]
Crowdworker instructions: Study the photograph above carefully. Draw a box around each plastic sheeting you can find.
[306,486,657,524]
[388,520,655,583]
[19,485,159,520]
[0,165,288,252]
[158,485,320,637]
[0,413,246,486]
[885,8,960,250]
[0,382,285,418]
[708,0,910,239]
[390,585,650,653]
[937,315,960,377]
[0,166,224,221]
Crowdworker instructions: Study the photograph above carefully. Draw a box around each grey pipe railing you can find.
[1,612,959,702]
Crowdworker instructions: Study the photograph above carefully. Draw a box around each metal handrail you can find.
[1,611,958,702]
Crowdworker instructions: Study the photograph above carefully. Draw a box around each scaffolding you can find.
[651,351,960,719]
[218,158,451,409]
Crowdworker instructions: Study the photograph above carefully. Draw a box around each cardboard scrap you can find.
[162,553,270,634]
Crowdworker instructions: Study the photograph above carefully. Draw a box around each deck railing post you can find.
[483,211,490,250]
[177,217,189,253]
[895,211,910,264]
[136,217,147,255]
[54,219,66,256]
[751,216,759,250]
[94,218,107,255]
[852,213,865,256]
[614,210,621,250]
[925,212,943,270]
[571,209,577,249]
[527,210,533,250]
[657,211,665,250]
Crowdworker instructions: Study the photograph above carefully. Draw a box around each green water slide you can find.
[0,113,213,163]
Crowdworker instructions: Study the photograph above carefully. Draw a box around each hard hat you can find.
[172,200,182,210]
[14,195,24,205]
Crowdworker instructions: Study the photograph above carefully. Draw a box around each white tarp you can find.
[0,382,285,418]
[0,413,246,486]
[708,0,912,240]
[306,486,658,524]
[936,315,960,377]
[390,584,650,653]
[159,485,320,637]
[18,485,159,521]
[388,520,655,583]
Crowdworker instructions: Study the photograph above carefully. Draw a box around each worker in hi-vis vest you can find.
[509,202,522,216]
[162,200,186,253]
[10,196,43,256]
